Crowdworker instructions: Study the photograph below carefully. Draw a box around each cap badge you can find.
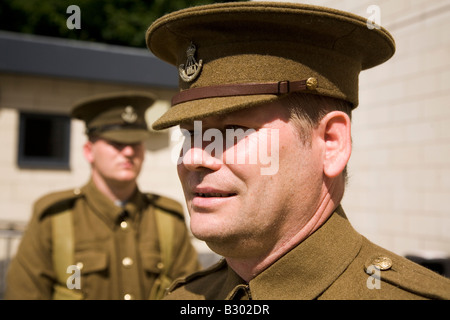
[121,106,138,123]
[179,42,203,82]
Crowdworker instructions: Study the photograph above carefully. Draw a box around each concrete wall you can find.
[275,0,450,257]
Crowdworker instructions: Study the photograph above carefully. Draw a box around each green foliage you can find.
[0,0,245,48]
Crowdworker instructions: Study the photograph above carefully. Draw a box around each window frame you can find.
[17,111,71,170]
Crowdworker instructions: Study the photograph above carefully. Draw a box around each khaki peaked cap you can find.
[71,91,156,143]
[146,1,395,130]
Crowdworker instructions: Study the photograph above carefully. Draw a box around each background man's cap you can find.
[146,1,395,130]
[71,91,156,143]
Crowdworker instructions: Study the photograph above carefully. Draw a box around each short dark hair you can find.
[284,92,352,145]
[284,92,353,183]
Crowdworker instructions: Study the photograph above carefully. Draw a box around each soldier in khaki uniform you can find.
[5,92,201,300]
[145,2,450,299]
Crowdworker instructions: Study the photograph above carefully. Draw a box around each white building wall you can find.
[268,0,450,257]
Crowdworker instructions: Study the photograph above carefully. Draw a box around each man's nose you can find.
[181,146,222,172]
[121,144,137,155]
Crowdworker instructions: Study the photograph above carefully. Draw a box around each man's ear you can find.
[83,140,94,164]
[318,111,352,178]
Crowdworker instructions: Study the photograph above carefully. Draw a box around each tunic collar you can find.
[226,206,363,299]
[81,179,145,227]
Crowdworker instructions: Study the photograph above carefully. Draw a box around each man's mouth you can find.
[195,192,236,198]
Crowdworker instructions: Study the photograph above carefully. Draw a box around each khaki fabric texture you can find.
[165,207,450,300]
[146,1,395,130]
[5,180,201,300]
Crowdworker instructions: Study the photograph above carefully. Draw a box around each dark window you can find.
[17,112,70,169]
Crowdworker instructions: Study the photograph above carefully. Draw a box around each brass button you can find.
[76,262,84,270]
[306,77,318,90]
[372,256,392,271]
[73,188,81,195]
[122,257,133,267]
[156,262,164,270]
[123,293,134,300]
[120,221,128,229]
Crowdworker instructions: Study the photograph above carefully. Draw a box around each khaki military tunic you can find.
[165,206,450,300]
[6,180,200,300]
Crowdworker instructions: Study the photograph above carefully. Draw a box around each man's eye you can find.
[224,125,249,131]
[108,141,123,149]
[223,125,256,143]
[224,125,257,135]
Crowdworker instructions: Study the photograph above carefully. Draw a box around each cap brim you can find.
[99,130,150,144]
[152,94,280,130]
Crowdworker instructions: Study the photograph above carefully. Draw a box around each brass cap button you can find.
[306,77,318,90]
[122,257,133,267]
[372,256,393,271]
[120,221,128,229]
[73,188,81,195]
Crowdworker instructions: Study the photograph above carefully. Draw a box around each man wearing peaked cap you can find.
[146,2,450,300]
[71,91,155,144]
[147,1,394,130]
[6,91,201,300]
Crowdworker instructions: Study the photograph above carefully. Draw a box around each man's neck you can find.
[226,184,341,283]
[92,174,137,203]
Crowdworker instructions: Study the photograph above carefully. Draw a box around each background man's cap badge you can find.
[179,42,203,82]
[121,106,138,123]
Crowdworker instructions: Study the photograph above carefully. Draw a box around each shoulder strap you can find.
[51,208,74,285]
[51,208,83,300]
[155,207,175,273]
[149,206,176,300]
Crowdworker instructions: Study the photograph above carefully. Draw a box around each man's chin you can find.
[116,172,139,181]
[190,223,225,244]
[191,224,240,253]
[106,175,138,186]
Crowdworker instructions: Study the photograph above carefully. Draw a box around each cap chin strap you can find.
[171,78,318,106]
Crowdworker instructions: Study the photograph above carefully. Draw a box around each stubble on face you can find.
[178,101,325,261]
